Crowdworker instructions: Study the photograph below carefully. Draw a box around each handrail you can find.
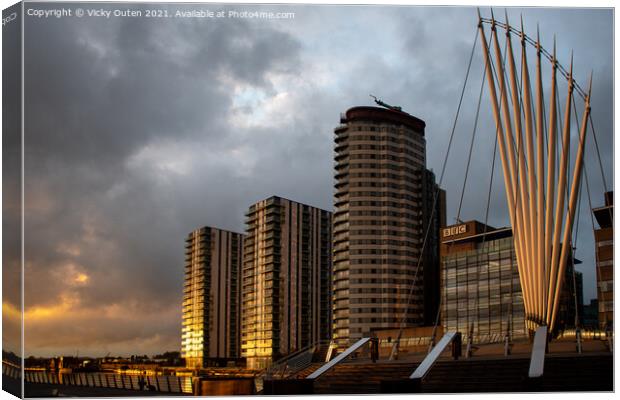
[255,339,331,392]
[306,337,370,380]
[557,327,614,341]
[262,339,329,378]
[528,325,547,378]
[410,331,456,380]
[277,351,314,379]
[504,334,511,356]
[256,341,326,393]
[324,341,335,362]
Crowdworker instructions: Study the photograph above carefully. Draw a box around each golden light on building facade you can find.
[181,227,243,369]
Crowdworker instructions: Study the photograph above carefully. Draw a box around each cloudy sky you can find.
[3,2,613,357]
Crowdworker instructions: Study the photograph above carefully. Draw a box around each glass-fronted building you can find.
[441,220,578,342]
[441,221,525,341]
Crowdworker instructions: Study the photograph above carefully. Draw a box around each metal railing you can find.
[475,332,506,344]
[306,337,370,380]
[21,370,192,394]
[410,331,457,380]
[528,325,547,378]
[381,336,432,349]
[255,339,331,392]
[557,327,613,341]
[2,361,21,379]
[263,339,331,380]
[554,327,615,354]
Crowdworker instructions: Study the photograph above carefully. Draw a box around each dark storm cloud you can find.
[3,1,24,355]
[16,4,612,356]
[21,3,302,355]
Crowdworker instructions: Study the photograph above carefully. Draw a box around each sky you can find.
[1,2,613,357]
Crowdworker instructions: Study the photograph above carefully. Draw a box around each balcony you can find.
[334,151,349,162]
[335,142,349,152]
[334,160,350,170]
[334,197,349,207]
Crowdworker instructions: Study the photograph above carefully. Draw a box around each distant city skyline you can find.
[4,3,612,357]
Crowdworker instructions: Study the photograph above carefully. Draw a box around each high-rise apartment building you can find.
[241,196,332,370]
[332,106,444,348]
[593,191,613,330]
[182,227,244,369]
[440,220,578,340]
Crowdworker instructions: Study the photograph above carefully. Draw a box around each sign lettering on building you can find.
[442,224,467,238]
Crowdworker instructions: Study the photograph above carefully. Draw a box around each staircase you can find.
[419,356,530,392]
[311,361,418,394]
[294,363,323,379]
[265,346,613,394]
[535,353,613,391]
[418,353,613,393]
[311,343,331,363]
